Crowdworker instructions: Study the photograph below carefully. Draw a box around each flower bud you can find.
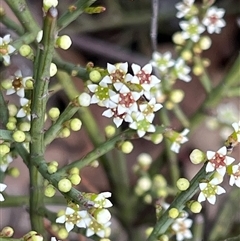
[47,164,58,174]
[0,143,10,155]
[6,121,16,131]
[19,122,31,132]
[59,127,70,138]
[12,130,26,142]
[172,32,185,45]
[137,176,152,192]
[56,35,72,50]
[48,107,60,121]
[199,36,212,50]
[168,208,179,219]
[43,0,58,12]
[159,235,169,241]
[25,79,34,89]
[181,50,192,61]
[1,79,12,90]
[8,104,18,116]
[189,201,202,213]
[19,45,33,59]
[44,184,56,197]
[1,226,14,237]
[69,167,79,175]
[189,149,206,164]
[137,153,152,168]
[176,178,190,191]
[120,141,133,154]
[78,92,91,107]
[58,178,72,192]
[89,70,101,83]
[58,228,68,239]
[69,174,81,185]
[8,167,20,178]
[193,64,204,76]
[145,227,153,238]
[50,63,57,77]
[94,209,111,224]
[105,125,116,138]
[169,89,184,104]
[70,118,82,131]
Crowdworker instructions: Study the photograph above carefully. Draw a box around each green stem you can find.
[172,104,190,128]
[0,90,9,125]
[147,164,211,241]
[57,0,97,31]
[29,8,57,236]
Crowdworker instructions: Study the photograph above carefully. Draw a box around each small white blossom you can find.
[171,128,189,153]
[180,17,205,42]
[85,218,111,238]
[206,146,235,176]
[0,183,7,201]
[198,178,226,205]
[173,58,191,82]
[229,163,240,188]
[175,0,195,18]
[0,154,13,172]
[0,34,15,65]
[232,121,240,142]
[171,217,193,241]
[91,192,113,209]
[150,51,175,72]
[6,70,32,97]
[17,98,31,120]
[202,7,226,34]
[56,207,91,232]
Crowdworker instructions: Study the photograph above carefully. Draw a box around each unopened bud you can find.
[56,35,72,50]
[89,70,102,83]
[1,226,14,237]
[168,208,179,219]
[78,92,91,107]
[176,178,190,191]
[190,149,206,164]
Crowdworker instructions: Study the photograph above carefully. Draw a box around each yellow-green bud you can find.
[8,104,18,116]
[105,125,116,138]
[9,117,17,123]
[143,194,152,204]
[31,234,43,241]
[190,149,206,164]
[0,144,10,155]
[172,32,185,45]
[121,141,133,154]
[189,201,202,213]
[137,176,152,192]
[1,79,12,90]
[1,226,14,237]
[6,121,16,131]
[19,45,33,59]
[153,174,167,188]
[156,188,168,198]
[47,164,58,174]
[145,227,153,238]
[19,122,31,132]
[199,36,212,50]
[50,160,58,167]
[90,160,99,168]
[149,133,163,144]
[58,178,72,192]
[58,228,68,239]
[70,118,82,131]
[168,208,179,219]
[8,167,20,178]
[44,184,56,197]
[78,92,91,107]
[69,167,79,175]
[69,174,81,185]
[176,178,190,191]
[159,235,169,241]
[165,100,174,110]
[56,35,72,50]
[89,70,101,83]
[50,63,57,77]
[25,79,33,89]
[12,130,26,142]
[193,64,204,76]
[137,153,152,168]
[59,127,70,138]
[169,89,184,104]
[48,107,60,121]
[181,50,192,61]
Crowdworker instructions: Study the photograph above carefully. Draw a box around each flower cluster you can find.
[176,0,226,40]
[0,34,16,66]
[197,122,240,204]
[87,62,162,137]
[56,192,112,238]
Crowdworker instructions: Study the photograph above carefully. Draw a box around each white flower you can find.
[85,218,111,238]
[202,7,226,34]
[173,58,191,82]
[110,85,141,115]
[150,51,175,72]
[232,121,240,142]
[180,17,205,42]
[130,63,160,99]
[171,128,189,153]
[175,0,195,18]
[56,207,91,232]
[0,34,15,65]
[51,237,60,241]
[17,98,31,120]
[92,192,113,209]
[129,113,156,137]
[206,146,235,176]
[171,217,193,241]
[198,178,226,205]
[0,154,13,172]
[229,163,240,188]
[6,70,32,97]
[0,183,7,201]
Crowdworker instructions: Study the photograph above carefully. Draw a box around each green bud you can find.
[19,122,31,132]
[121,141,133,154]
[69,174,81,185]
[56,35,72,50]
[59,127,70,138]
[47,164,58,174]
[19,45,33,59]
[78,92,91,107]
[58,178,72,192]
[12,130,26,143]
[199,36,212,50]
[48,107,60,121]
[105,125,116,138]
[89,70,102,83]
[189,201,202,213]
[44,184,56,197]
[58,228,68,239]
[6,122,16,131]
[70,118,82,131]
[168,208,179,219]
[0,144,10,155]
[190,149,206,164]
[159,235,169,241]
[8,167,20,178]
[69,167,79,175]
[8,104,18,116]
[176,178,190,191]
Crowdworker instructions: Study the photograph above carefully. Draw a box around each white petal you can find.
[198,192,206,203]
[206,162,215,173]
[107,63,116,73]
[206,151,216,160]
[207,195,216,205]
[216,186,226,195]
[65,222,74,232]
[0,194,5,202]
[142,64,152,74]
[113,117,123,128]
[86,228,94,237]
[131,63,141,75]
[17,109,26,118]
[217,146,227,155]
[56,215,66,224]
[0,183,7,192]
[6,89,15,95]
[65,207,75,215]
[137,130,146,137]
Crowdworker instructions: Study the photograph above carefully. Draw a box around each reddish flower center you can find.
[110,69,125,83]
[119,92,135,108]
[210,153,226,168]
[209,14,218,24]
[12,78,23,90]
[112,108,126,119]
[136,70,151,84]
